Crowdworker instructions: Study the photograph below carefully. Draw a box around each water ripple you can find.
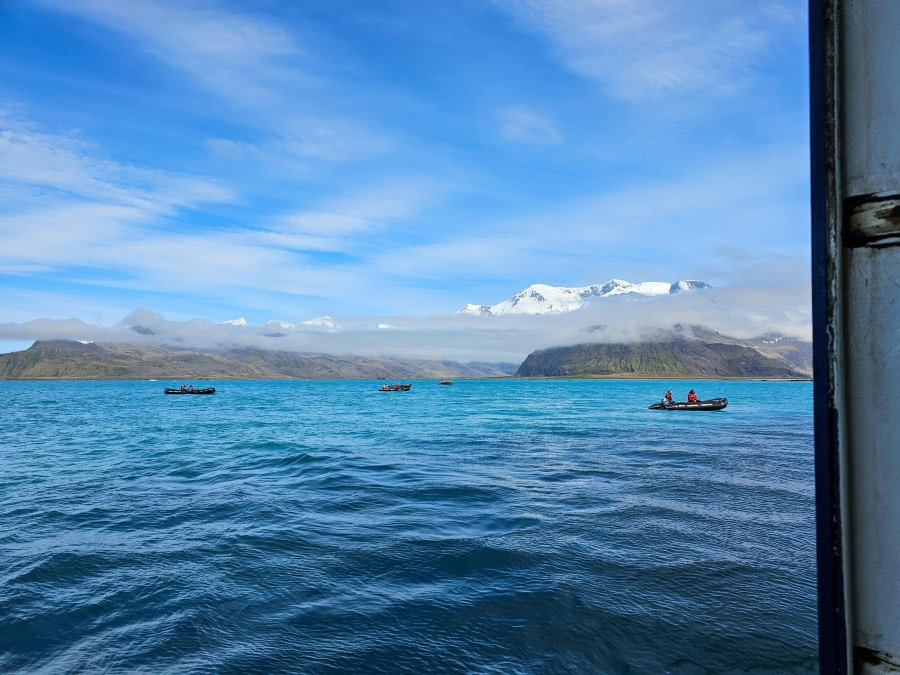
[0,379,817,673]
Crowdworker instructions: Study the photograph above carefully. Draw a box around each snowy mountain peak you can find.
[601,279,630,292]
[460,303,492,317]
[669,280,711,293]
[302,316,338,330]
[458,279,711,316]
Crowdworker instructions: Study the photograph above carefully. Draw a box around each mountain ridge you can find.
[0,341,516,380]
[515,329,811,378]
[0,331,812,380]
[459,279,711,316]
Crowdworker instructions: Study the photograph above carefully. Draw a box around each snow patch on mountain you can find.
[459,280,711,316]
[669,280,710,293]
[222,316,339,331]
[302,316,338,330]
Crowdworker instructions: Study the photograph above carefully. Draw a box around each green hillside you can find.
[0,341,516,380]
[515,337,812,378]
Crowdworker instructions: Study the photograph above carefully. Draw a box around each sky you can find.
[0,0,811,360]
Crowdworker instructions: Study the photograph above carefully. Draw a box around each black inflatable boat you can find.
[649,397,727,411]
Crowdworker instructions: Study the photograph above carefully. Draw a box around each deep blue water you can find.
[0,379,817,673]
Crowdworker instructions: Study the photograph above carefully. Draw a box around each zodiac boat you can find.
[164,387,216,395]
[648,397,727,411]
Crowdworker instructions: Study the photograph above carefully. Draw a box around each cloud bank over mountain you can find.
[0,279,810,363]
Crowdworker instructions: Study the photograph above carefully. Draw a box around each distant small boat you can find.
[379,382,411,392]
[439,380,453,385]
[164,387,216,395]
[649,397,727,411]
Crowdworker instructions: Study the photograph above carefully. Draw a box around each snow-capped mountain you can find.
[266,317,338,330]
[302,316,338,330]
[459,279,711,316]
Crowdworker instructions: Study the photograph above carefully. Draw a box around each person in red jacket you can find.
[663,389,673,405]
[687,389,699,402]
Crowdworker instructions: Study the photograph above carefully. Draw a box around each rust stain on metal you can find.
[876,204,900,226]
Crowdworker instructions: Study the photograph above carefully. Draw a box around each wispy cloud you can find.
[0,112,234,274]
[278,176,448,237]
[38,0,307,107]
[0,111,453,317]
[497,105,562,144]
[0,110,233,209]
[37,0,393,164]
[493,0,799,101]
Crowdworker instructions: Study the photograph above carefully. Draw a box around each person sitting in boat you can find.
[662,390,673,405]
[687,389,699,402]
[180,384,187,391]
[189,384,194,391]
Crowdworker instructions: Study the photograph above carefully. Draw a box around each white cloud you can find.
[494,0,795,101]
[0,114,439,309]
[497,105,562,144]
[251,175,452,260]
[0,111,232,210]
[281,176,444,235]
[0,113,236,276]
[274,122,396,164]
[38,0,394,164]
[0,203,143,271]
[39,0,306,105]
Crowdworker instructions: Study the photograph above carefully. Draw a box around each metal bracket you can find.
[844,191,900,248]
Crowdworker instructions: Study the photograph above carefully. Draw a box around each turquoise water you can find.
[0,379,817,673]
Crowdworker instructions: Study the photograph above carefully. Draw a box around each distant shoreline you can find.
[0,375,813,382]
[510,374,812,381]
[0,339,813,381]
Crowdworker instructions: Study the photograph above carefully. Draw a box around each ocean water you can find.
[0,379,817,673]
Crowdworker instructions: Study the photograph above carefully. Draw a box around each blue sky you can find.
[0,1,810,357]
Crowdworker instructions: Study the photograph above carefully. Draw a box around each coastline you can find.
[0,374,813,382]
